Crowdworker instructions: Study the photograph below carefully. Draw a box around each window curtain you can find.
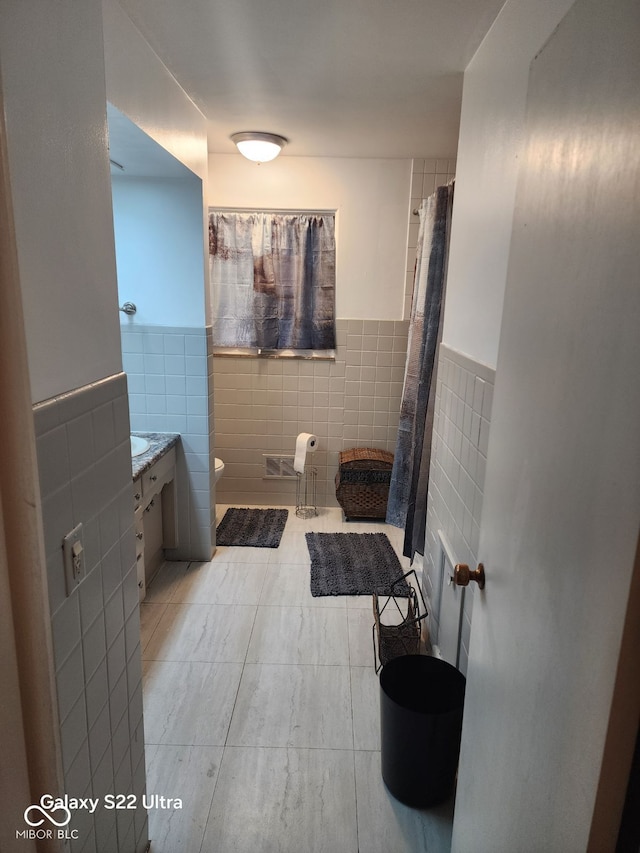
[386,183,454,560]
[209,211,336,350]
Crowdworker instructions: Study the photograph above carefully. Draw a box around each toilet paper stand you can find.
[295,467,317,519]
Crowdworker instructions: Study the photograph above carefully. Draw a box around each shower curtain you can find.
[386,183,454,560]
[209,211,336,350]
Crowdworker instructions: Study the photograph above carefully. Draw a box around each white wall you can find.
[102,0,208,182]
[103,0,214,560]
[0,3,151,847]
[103,0,210,323]
[0,0,122,403]
[208,154,412,320]
[112,176,206,326]
[0,0,210,405]
[442,0,575,368]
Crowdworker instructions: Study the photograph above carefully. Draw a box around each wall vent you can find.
[263,454,297,478]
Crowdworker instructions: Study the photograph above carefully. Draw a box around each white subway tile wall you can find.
[422,344,495,675]
[121,325,215,560]
[33,373,148,853]
[211,318,409,509]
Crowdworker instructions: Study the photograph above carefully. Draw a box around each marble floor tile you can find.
[351,666,380,751]
[259,562,347,608]
[285,505,344,532]
[320,505,348,525]
[201,746,358,853]
[227,663,353,749]
[139,602,168,652]
[145,744,223,852]
[143,602,256,663]
[211,544,273,564]
[143,561,189,603]
[282,510,320,531]
[342,521,389,535]
[354,750,454,853]
[345,593,376,609]
[140,508,454,851]
[143,659,242,746]
[348,606,376,666]
[383,523,405,545]
[247,606,349,665]
[171,560,267,605]
[269,531,313,565]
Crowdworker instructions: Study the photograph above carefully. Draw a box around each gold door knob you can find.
[454,563,485,590]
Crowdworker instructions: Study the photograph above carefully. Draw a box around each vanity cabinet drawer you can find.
[136,552,146,601]
[142,447,176,495]
[131,441,179,597]
[134,514,144,557]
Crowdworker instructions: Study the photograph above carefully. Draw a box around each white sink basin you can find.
[130,435,150,457]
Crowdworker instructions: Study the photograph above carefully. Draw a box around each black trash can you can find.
[380,654,466,808]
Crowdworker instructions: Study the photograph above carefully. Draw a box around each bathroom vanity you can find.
[131,432,180,600]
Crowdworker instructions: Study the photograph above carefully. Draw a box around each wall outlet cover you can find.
[63,522,85,595]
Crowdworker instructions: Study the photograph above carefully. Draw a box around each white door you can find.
[451,1,640,851]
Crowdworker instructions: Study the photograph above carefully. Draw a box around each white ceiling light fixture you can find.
[231,131,288,163]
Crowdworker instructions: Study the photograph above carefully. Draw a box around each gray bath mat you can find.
[306,532,410,597]
[216,508,288,547]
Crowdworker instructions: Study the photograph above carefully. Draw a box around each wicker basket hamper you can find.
[372,570,428,673]
[335,447,394,520]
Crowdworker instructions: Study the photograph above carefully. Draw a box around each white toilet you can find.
[214,457,225,484]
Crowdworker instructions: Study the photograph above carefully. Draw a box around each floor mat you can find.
[305,532,410,597]
[216,508,289,548]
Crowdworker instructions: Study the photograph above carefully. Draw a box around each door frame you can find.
[0,72,64,853]
[587,533,640,849]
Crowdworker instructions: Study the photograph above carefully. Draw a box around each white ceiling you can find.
[116,0,506,159]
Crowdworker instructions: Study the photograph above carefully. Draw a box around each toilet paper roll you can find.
[294,432,317,474]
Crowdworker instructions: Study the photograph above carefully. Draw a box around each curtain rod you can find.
[209,206,336,216]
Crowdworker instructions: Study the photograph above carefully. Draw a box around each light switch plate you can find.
[63,522,85,595]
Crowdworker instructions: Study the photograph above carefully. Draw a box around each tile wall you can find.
[422,344,495,675]
[34,373,148,853]
[211,319,409,508]
[121,324,215,560]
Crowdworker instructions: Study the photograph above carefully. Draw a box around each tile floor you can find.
[140,506,454,852]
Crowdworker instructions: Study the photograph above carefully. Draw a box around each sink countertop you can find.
[131,432,180,480]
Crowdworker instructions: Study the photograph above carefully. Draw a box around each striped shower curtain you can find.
[386,183,454,559]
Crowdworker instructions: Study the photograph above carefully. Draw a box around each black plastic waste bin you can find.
[380,654,466,807]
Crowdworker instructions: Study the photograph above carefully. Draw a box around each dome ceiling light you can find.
[230,131,288,163]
